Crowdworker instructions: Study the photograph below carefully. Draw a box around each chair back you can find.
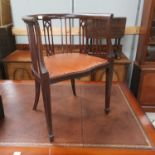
[23,14,125,76]
[79,15,113,56]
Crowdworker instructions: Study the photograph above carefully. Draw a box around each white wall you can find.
[10,0,72,43]
[10,0,72,27]
[74,0,140,26]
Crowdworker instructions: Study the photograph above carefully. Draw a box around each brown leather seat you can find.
[23,13,114,142]
[45,53,108,79]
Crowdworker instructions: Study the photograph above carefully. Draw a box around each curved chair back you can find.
[23,14,114,78]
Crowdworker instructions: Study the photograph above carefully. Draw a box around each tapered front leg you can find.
[41,75,54,142]
[33,80,40,110]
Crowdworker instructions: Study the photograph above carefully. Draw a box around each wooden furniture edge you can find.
[0,80,34,84]
[120,83,155,146]
[0,146,155,155]
[2,50,130,64]
[12,26,141,36]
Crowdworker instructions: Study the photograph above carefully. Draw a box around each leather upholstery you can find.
[44,53,108,78]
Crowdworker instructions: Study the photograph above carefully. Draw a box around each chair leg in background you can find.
[105,64,113,114]
[41,76,54,142]
[71,79,76,96]
[33,80,41,110]
[0,96,4,120]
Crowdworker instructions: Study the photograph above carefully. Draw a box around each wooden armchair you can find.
[23,13,114,142]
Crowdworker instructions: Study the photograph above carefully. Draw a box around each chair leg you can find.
[105,64,113,114]
[33,80,40,110]
[71,79,76,96]
[41,79,54,142]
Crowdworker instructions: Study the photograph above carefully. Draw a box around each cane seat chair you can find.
[23,13,114,142]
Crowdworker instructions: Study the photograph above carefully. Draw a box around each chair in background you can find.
[23,14,114,142]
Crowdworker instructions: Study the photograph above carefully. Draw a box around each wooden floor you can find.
[0,80,155,155]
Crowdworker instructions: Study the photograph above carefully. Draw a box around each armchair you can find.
[23,13,114,142]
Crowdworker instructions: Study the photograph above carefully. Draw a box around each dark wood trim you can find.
[16,44,29,50]
[141,106,155,112]
[0,145,155,155]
